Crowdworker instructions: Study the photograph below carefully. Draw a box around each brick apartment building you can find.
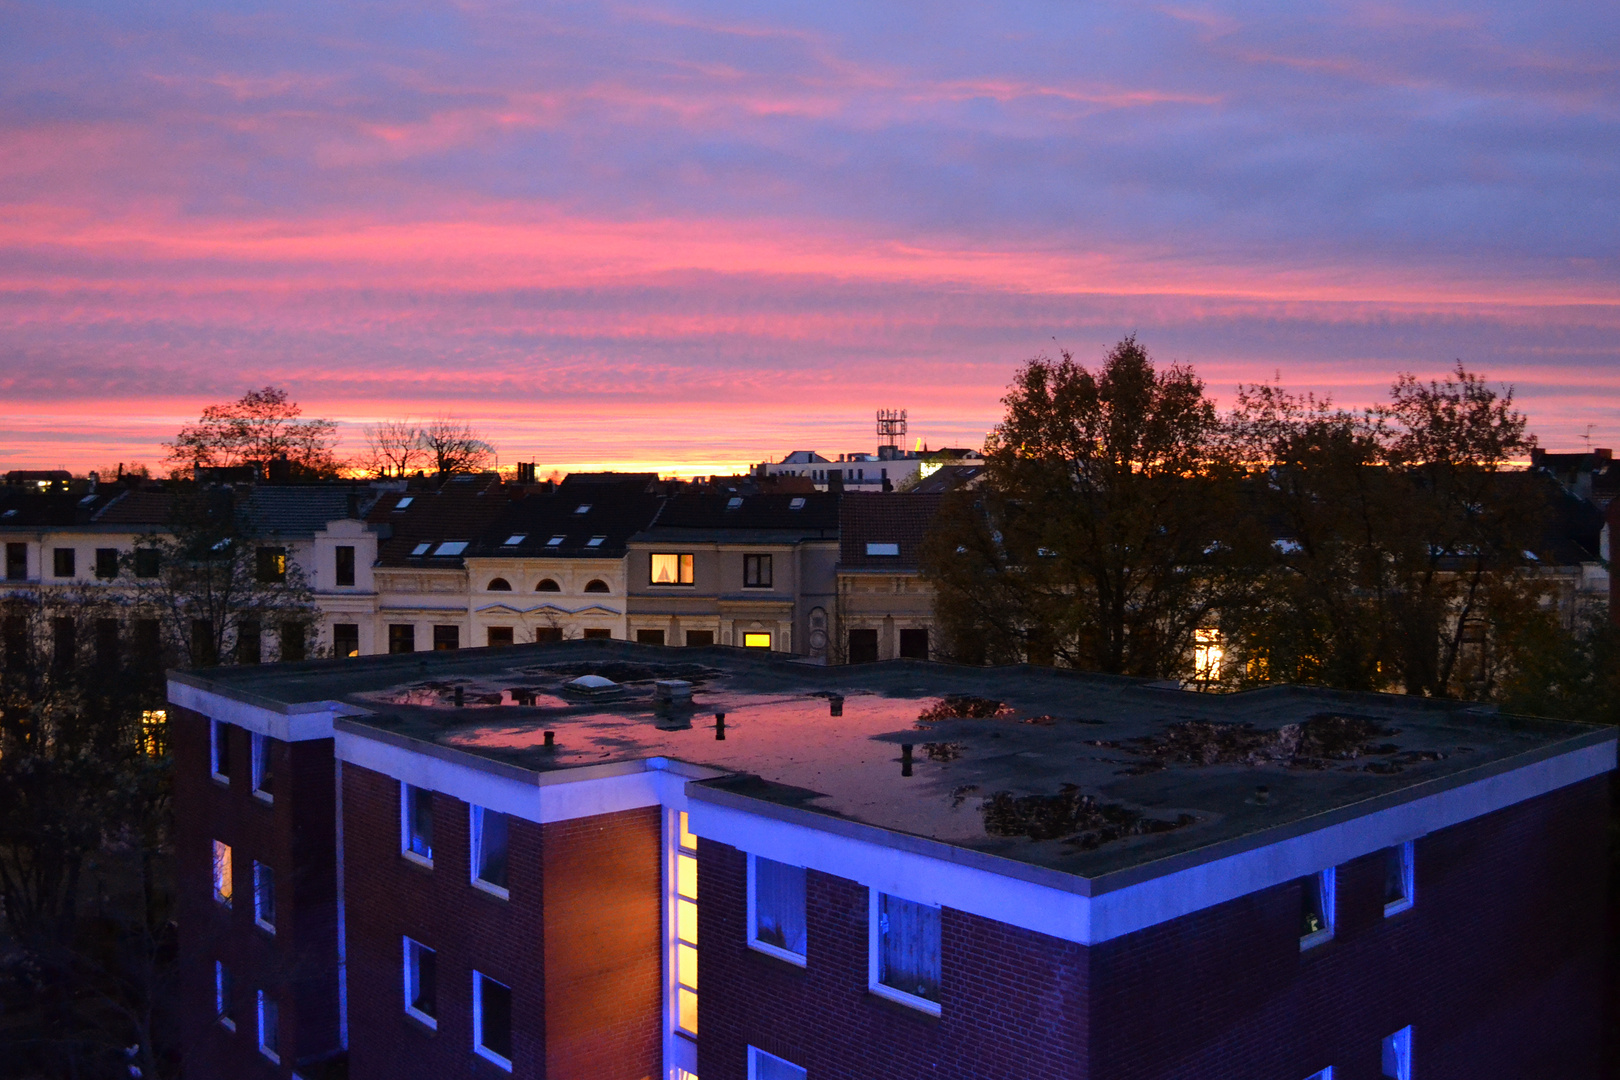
[169,640,1613,1080]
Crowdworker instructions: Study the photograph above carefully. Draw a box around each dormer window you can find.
[410,542,432,556]
[502,534,526,547]
[434,542,468,556]
[547,535,566,547]
[394,497,413,511]
[586,536,606,548]
[574,504,591,515]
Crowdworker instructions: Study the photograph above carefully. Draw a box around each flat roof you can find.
[172,641,1613,888]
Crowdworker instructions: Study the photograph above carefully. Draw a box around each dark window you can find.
[192,619,217,666]
[3,615,26,671]
[216,962,234,1026]
[404,784,433,860]
[848,628,879,664]
[877,892,941,1005]
[279,622,306,662]
[684,629,714,647]
[258,992,278,1059]
[53,548,76,578]
[636,629,665,645]
[255,547,286,584]
[1300,869,1335,944]
[254,862,276,930]
[406,939,437,1022]
[744,553,773,588]
[237,621,261,665]
[474,806,510,891]
[583,579,610,594]
[432,624,459,651]
[486,577,512,591]
[6,543,26,581]
[133,619,160,667]
[475,974,513,1063]
[52,617,75,669]
[211,720,231,780]
[486,626,514,648]
[535,578,560,592]
[388,624,416,654]
[95,548,119,579]
[334,623,359,658]
[582,629,611,640]
[335,545,355,587]
[252,733,275,797]
[95,618,119,669]
[899,628,929,660]
[533,627,563,644]
[134,549,160,578]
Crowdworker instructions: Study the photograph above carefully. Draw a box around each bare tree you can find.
[164,387,342,479]
[360,419,426,478]
[420,416,496,475]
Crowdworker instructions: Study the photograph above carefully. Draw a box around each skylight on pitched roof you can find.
[790,497,805,510]
[726,496,743,509]
[410,542,431,556]
[394,497,413,510]
[435,541,468,556]
[546,534,566,546]
[502,534,526,546]
[574,504,591,514]
[866,542,900,556]
[79,494,98,506]
[586,535,606,547]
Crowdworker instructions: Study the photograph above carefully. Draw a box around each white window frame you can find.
[212,840,232,907]
[256,990,279,1064]
[867,888,942,1017]
[250,732,273,803]
[401,783,433,867]
[215,961,235,1031]
[1300,866,1336,951]
[747,853,806,967]
[1382,1025,1412,1080]
[253,860,275,934]
[403,936,437,1030]
[748,1045,808,1080]
[472,971,514,1072]
[1384,840,1415,917]
[470,805,510,900]
[210,720,229,783]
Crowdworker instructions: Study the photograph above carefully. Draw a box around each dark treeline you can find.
[922,336,1619,724]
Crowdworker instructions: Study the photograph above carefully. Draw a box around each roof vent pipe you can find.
[901,743,913,777]
[544,730,555,748]
[829,694,843,717]
[454,685,464,707]
[715,713,726,740]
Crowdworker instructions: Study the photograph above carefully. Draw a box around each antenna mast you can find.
[876,409,908,449]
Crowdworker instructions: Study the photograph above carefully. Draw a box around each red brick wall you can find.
[1088,776,1610,1080]
[694,840,1090,1080]
[172,704,342,1080]
[340,762,661,1080]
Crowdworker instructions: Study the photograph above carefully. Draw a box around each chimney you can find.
[1597,448,1613,462]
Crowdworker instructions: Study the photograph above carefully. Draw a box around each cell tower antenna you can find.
[876,408,908,449]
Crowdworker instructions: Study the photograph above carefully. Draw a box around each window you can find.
[432,624,460,650]
[536,578,560,592]
[404,938,437,1028]
[865,542,899,556]
[789,497,805,510]
[255,547,286,583]
[334,622,359,658]
[279,621,306,662]
[237,620,261,664]
[1300,867,1336,949]
[95,618,119,669]
[637,629,666,645]
[210,721,231,782]
[726,496,743,510]
[744,554,772,588]
[1384,841,1415,916]
[743,632,771,649]
[534,627,564,643]
[675,812,699,1036]
[848,628,878,664]
[573,503,591,514]
[1382,1026,1412,1079]
[586,535,606,547]
[133,548,160,578]
[5,542,26,581]
[473,972,513,1071]
[472,806,510,896]
[749,1046,807,1080]
[487,626,514,648]
[215,961,236,1030]
[502,534,526,547]
[685,629,714,647]
[871,890,941,1013]
[899,628,929,660]
[584,579,610,593]
[650,553,694,585]
[434,541,468,557]
[52,617,75,669]
[212,841,233,905]
[582,628,612,640]
[388,624,416,653]
[749,855,806,964]
[95,547,118,579]
[133,619,159,666]
[53,548,75,577]
[1194,627,1223,682]
[335,545,355,586]
[402,784,434,864]
[253,862,276,932]
[251,732,275,800]
[546,535,566,547]
[487,577,512,591]
[257,990,279,1063]
[410,542,432,556]
[192,618,218,666]
[394,496,414,510]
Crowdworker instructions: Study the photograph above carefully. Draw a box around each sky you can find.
[2,0,1618,476]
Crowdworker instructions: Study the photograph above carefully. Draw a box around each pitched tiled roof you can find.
[241,484,383,537]
[369,481,513,567]
[0,488,122,528]
[838,492,944,569]
[471,490,665,559]
[645,492,840,535]
[93,489,177,526]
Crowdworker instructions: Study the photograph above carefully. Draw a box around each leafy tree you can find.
[165,387,342,479]
[420,416,496,475]
[922,336,1262,676]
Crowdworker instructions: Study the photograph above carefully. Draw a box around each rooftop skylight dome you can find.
[563,674,620,697]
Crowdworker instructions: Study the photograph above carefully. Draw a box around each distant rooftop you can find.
[171,641,1611,891]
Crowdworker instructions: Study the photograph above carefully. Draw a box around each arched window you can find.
[487,578,512,591]
[584,579,610,594]
[535,579,561,593]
